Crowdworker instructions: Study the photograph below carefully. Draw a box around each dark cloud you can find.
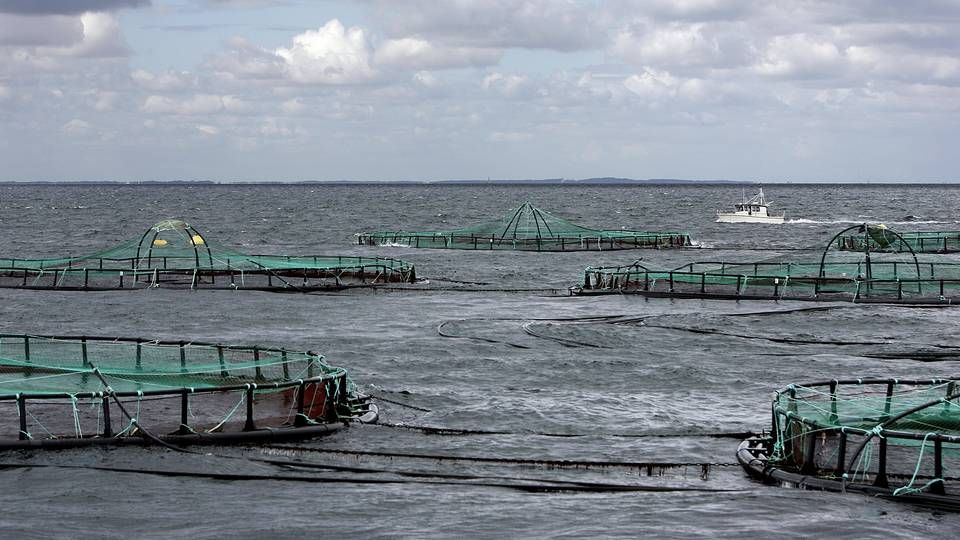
[0,0,148,15]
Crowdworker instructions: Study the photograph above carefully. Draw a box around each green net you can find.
[835,225,960,254]
[770,378,960,496]
[579,224,960,303]
[0,334,369,447]
[358,202,692,251]
[0,219,415,290]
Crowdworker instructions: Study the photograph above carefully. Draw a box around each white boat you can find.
[716,187,785,224]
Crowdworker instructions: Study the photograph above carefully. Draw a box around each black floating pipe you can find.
[243,386,256,432]
[102,395,112,437]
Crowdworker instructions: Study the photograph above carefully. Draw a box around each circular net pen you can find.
[0,334,377,449]
[0,219,415,291]
[574,224,960,304]
[738,378,960,511]
[833,225,960,254]
[357,202,693,251]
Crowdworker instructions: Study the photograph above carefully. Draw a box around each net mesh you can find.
[771,379,960,496]
[580,224,960,302]
[0,335,362,445]
[358,202,692,251]
[0,219,415,290]
[835,226,960,254]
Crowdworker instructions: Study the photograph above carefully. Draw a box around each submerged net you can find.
[578,224,960,303]
[0,334,368,447]
[770,378,960,497]
[0,219,415,290]
[357,202,692,251]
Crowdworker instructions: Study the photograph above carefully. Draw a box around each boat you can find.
[715,187,785,224]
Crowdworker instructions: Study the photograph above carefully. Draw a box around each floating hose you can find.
[0,462,744,493]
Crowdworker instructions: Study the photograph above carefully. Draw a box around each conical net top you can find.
[452,202,600,240]
[357,202,692,251]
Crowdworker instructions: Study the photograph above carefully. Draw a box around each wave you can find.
[786,218,953,225]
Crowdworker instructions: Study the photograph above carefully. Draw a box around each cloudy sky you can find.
[1,0,958,182]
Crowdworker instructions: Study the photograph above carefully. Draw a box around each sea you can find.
[0,183,958,538]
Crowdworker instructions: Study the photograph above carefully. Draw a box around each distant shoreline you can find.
[0,178,955,186]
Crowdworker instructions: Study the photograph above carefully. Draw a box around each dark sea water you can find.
[0,183,959,538]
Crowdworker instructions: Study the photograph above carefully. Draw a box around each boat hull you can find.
[716,213,785,224]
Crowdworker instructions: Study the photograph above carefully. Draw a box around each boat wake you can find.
[786,218,952,225]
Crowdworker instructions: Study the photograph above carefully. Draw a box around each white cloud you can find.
[194,124,220,135]
[131,69,193,91]
[623,69,679,100]
[3,0,960,182]
[755,34,845,79]
[280,97,305,114]
[848,45,960,83]
[611,22,746,70]
[482,72,533,98]
[67,12,128,57]
[368,0,603,51]
[208,18,503,86]
[374,37,500,70]
[412,71,439,88]
[207,37,285,80]
[93,90,117,111]
[275,19,375,84]
[489,131,533,142]
[258,118,304,138]
[608,0,751,22]
[142,94,246,115]
[61,118,92,136]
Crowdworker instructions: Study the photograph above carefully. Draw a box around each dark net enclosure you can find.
[575,224,960,304]
[0,334,376,449]
[0,219,415,291]
[738,378,960,511]
[357,202,693,251]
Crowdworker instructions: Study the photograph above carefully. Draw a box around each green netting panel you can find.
[0,334,349,397]
[577,224,960,303]
[835,226,960,254]
[0,219,415,290]
[768,378,960,496]
[357,202,693,251]
[0,334,367,447]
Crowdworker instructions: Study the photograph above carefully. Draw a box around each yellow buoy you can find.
[152,238,169,247]
[191,235,205,246]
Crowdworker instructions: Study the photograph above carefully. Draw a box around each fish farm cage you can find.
[833,225,960,254]
[738,378,960,512]
[575,224,960,304]
[0,219,415,291]
[0,334,376,449]
[357,202,693,251]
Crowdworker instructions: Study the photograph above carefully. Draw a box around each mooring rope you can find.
[370,421,758,440]
[258,445,739,469]
[89,367,193,454]
[0,462,744,493]
[365,393,432,412]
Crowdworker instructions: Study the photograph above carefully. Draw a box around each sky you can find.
[0,0,958,182]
